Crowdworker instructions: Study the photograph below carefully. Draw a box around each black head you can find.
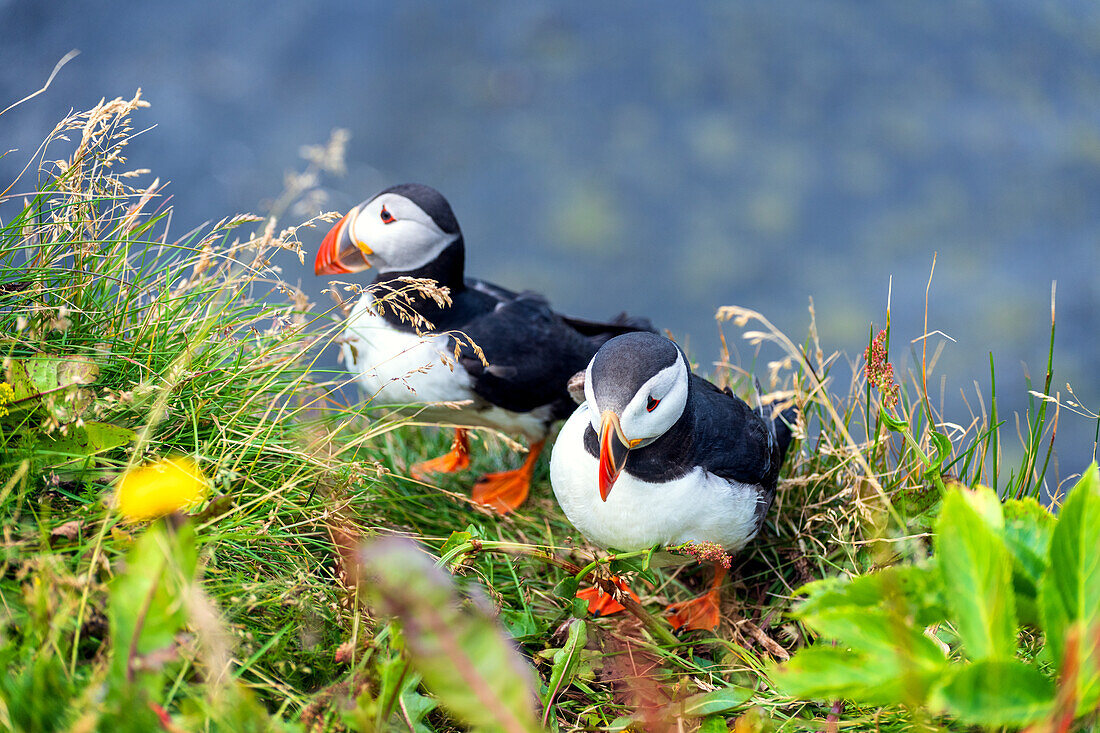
[376,183,461,235]
[586,332,683,415]
[315,182,465,278]
[583,332,691,499]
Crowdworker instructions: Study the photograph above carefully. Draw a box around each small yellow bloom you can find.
[117,457,209,521]
[0,381,14,418]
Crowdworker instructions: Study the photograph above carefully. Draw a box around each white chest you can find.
[342,293,474,407]
[341,293,554,441]
[549,403,764,552]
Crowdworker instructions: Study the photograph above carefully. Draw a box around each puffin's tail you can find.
[773,405,799,463]
[562,311,657,346]
[751,379,798,468]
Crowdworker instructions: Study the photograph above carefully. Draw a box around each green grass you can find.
[0,94,1094,732]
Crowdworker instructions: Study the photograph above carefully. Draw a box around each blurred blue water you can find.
[2,1,1097,482]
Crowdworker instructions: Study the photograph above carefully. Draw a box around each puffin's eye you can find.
[646,396,660,412]
[380,205,395,224]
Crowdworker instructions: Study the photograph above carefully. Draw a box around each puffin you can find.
[549,331,797,631]
[315,183,653,514]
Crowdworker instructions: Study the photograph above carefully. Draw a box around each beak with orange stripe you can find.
[597,409,644,500]
[315,205,373,276]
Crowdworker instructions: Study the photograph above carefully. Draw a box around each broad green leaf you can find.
[108,522,198,698]
[500,608,542,640]
[357,537,540,733]
[793,564,947,626]
[1003,497,1055,626]
[1039,462,1100,712]
[954,482,1004,531]
[678,686,753,717]
[399,683,440,733]
[542,618,587,713]
[22,356,100,422]
[777,644,941,707]
[934,659,1054,726]
[553,576,580,600]
[809,608,949,669]
[5,359,37,402]
[38,421,136,458]
[776,607,947,706]
[935,487,1017,660]
[697,715,729,733]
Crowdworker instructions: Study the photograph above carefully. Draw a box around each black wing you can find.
[560,312,657,342]
[453,292,602,419]
[690,375,784,489]
[692,376,799,530]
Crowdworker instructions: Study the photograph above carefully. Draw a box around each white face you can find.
[350,192,460,273]
[584,350,689,445]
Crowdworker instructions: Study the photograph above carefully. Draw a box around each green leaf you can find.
[927,430,952,473]
[439,529,472,553]
[500,608,542,641]
[1003,497,1055,626]
[357,537,540,733]
[438,530,473,569]
[553,576,580,600]
[775,607,947,706]
[935,486,1017,660]
[1039,462,1100,712]
[542,618,587,714]
[608,549,659,583]
[697,715,729,733]
[5,359,38,402]
[18,356,101,422]
[794,564,947,626]
[678,686,753,717]
[954,482,1005,531]
[38,421,136,458]
[778,645,935,707]
[879,405,909,432]
[934,659,1054,726]
[399,683,440,733]
[107,522,198,700]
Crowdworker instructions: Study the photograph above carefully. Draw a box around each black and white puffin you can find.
[549,331,797,631]
[315,183,653,514]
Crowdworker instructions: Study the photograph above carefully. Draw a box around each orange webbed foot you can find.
[666,590,722,632]
[470,440,544,515]
[666,564,728,632]
[411,429,470,479]
[471,468,532,514]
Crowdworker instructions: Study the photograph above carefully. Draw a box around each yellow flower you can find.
[0,381,14,418]
[117,457,209,521]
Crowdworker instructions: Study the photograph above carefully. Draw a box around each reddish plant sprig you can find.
[864,328,900,408]
[673,541,732,569]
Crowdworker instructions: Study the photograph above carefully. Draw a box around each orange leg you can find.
[471,440,544,514]
[666,564,728,632]
[411,428,471,479]
[576,576,640,617]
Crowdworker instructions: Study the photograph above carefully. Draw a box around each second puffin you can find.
[550,332,797,630]
[316,183,653,513]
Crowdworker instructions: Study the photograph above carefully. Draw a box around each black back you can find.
[583,374,797,525]
[360,184,655,420]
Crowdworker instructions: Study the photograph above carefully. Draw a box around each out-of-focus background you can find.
[2,1,1096,480]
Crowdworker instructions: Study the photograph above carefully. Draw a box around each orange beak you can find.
[598,410,639,501]
[315,207,372,276]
